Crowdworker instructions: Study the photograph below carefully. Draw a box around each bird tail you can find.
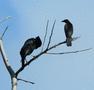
[66,37,72,46]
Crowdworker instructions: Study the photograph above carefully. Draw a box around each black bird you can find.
[61,19,73,46]
[20,36,42,67]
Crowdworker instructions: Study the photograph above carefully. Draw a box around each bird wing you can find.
[64,23,73,38]
[20,38,35,57]
[24,38,35,46]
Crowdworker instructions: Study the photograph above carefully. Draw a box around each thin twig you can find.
[46,20,56,49]
[17,78,35,84]
[47,36,79,51]
[1,26,8,39]
[72,36,80,41]
[46,48,92,55]
[41,20,49,52]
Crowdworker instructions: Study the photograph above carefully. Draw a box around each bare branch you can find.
[17,78,35,84]
[46,48,92,55]
[15,41,66,77]
[41,20,49,52]
[15,51,45,77]
[15,37,79,76]
[46,20,56,49]
[1,26,8,39]
[47,36,80,51]
[0,39,15,77]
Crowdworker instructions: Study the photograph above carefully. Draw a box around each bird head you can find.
[61,19,70,23]
[35,36,42,49]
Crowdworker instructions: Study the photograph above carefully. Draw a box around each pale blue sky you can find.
[0,0,94,90]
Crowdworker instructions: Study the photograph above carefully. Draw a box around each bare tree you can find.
[0,19,92,90]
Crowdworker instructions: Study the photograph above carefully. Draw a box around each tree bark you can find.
[11,77,17,90]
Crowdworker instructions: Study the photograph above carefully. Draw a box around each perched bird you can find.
[20,36,42,67]
[61,19,73,46]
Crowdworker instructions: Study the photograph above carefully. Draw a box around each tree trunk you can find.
[11,77,17,90]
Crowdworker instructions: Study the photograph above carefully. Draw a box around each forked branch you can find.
[15,37,80,77]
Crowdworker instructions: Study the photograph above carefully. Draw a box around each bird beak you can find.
[61,20,64,22]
